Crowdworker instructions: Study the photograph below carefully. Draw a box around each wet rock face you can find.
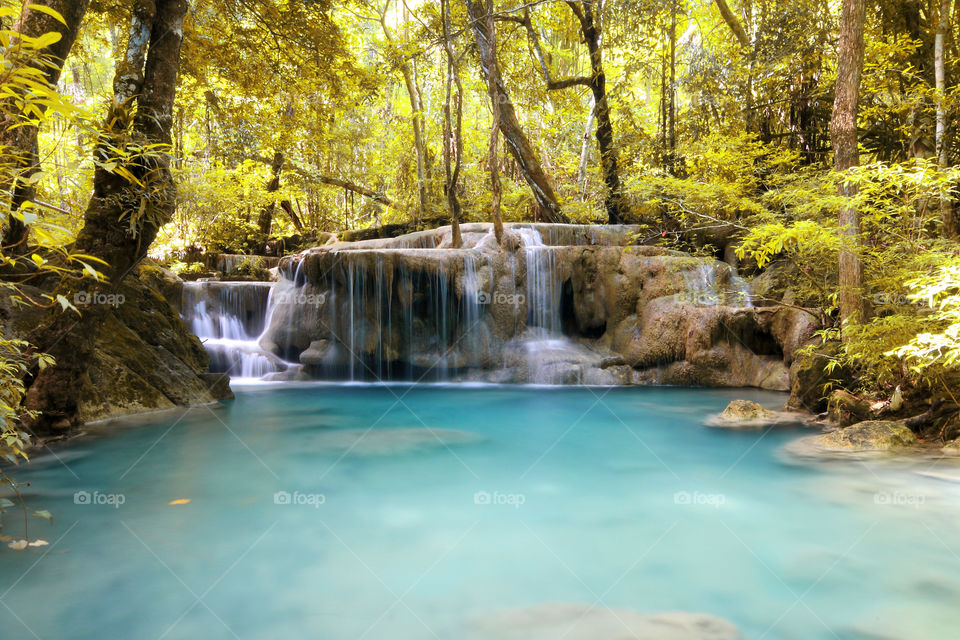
[226,223,819,389]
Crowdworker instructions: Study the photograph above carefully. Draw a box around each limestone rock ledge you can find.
[261,223,820,391]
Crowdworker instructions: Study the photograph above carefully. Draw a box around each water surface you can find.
[2,385,959,639]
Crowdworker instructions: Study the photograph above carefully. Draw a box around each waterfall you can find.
[519,228,562,335]
[181,281,287,380]
[177,223,780,387]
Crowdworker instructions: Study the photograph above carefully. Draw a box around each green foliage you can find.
[226,256,270,281]
[168,261,207,277]
[892,261,960,374]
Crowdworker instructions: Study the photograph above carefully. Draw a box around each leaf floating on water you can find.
[28,540,49,547]
[8,539,28,551]
[167,499,190,505]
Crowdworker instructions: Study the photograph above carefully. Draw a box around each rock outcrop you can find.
[246,223,819,389]
[5,261,231,430]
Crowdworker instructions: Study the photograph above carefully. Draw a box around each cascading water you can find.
[517,228,579,384]
[181,281,286,380]
[178,223,790,389]
[681,263,753,308]
[519,228,563,335]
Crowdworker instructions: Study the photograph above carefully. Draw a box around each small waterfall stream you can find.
[181,282,287,380]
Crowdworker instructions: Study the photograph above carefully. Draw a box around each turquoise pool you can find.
[2,385,959,639]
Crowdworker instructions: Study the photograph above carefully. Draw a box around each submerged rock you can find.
[465,604,742,640]
[310,428,483,456]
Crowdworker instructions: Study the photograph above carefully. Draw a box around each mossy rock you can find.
[717,399,776,424]
[812,420,918,452]
[787,339,850,413]
[942,439,960,456]
[827,389,872,426]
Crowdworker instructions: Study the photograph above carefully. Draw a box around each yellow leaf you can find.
[26,4,67,25]
[167,498,190,505]
[33,31,63,49]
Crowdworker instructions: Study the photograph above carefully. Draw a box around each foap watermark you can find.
[273,291,326,307]
[476,291,525,306]
[74,291,125,307]
[274,490,325,508]
[74,490,126,508]
[674,490,726,508]
[473,490,526,509]
[874,491,926,508]
[871,291,927,308]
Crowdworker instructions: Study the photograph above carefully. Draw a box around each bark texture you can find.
[935,0,957,238]
[829,0,867,328]
[26,0,189,434]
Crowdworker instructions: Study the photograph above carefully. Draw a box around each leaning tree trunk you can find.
[829,0,868,331]
[0,0,90,254]
[466,0,568,224]
[936,0,957,238]
[25,0,188,434]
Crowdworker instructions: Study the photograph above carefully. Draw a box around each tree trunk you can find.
[25,0,189,434]
[466,0,568,224]
[936,0,957,238]
[489,96,505,244]
[829,0,868,329]
[714,0,750,47]
[379,5,429,222]
[280,200,304,232]
[442,0,464,248]
[577,95,596,198]
[0,0,90,253]
[257,150,284,237]
[566,0,625,223]
[714,0,756,132]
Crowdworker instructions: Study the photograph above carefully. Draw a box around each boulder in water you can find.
[709,399,777,428]
[787,420,919,457]
[941,439,960,456]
